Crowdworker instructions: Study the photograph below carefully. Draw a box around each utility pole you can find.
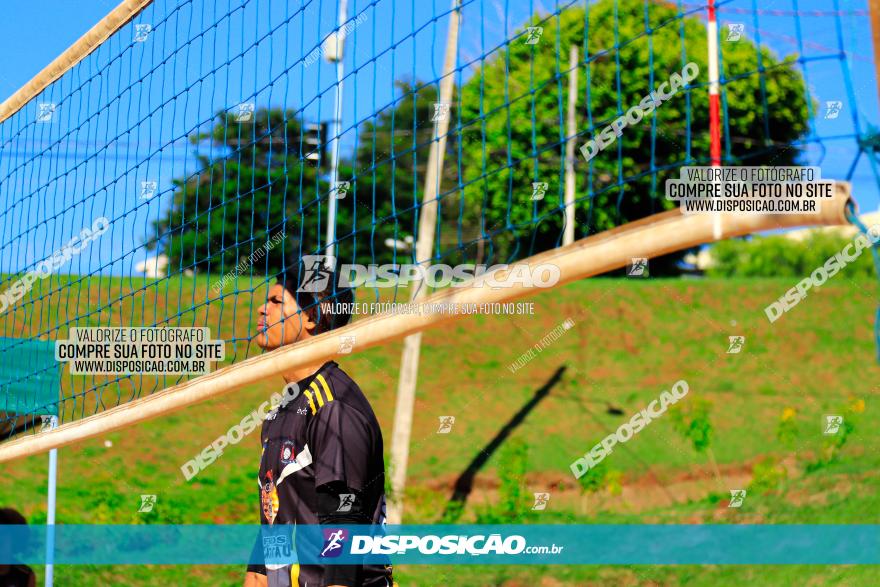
[324,0,349,264]
[563,45,579,246]
[387,0,461,524]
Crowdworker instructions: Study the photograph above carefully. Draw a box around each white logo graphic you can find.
[824,101,843,120]
[140,180,158,200]
[235,103,255,123]
[298,255,336,292]
[726,23,745,42]
[39,415,56,433]
[276,444,314,485]
[432,102,450,122]
[728,489,746,508]
[321,529,346,557]
[336,494,355,513]
[530,182,548,201]
[531,492,550,511]
[524,27,543,45]
[134,23,152,42]
[627,258,648,277]
[823,414,843,435]
[351,533,535,556]
[338,335,355,354]
[334,181,350,200]
[37,103,56,123]
[297,407,308,415]
[138,494,157,512]
[727,335,745,354]
[300,256,560,291]
[437,416,455,434]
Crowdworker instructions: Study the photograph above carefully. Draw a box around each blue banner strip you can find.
[1,525,878,565]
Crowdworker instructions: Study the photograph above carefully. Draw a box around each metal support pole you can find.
[324,0,348,263]
[45,416,58,587]
[387,0,461,524]
[563,45,579,247]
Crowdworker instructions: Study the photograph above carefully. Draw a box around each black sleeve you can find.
[317,482,370,587]
[246,534,267,575]
[307,399,376,586]
[306,401,372,491]
[247,474,268,575]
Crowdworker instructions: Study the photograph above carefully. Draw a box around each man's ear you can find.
[293,291,319,335]
[302,308,318,335]
[279,288,314,334]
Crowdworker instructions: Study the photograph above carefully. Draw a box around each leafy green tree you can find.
[156,82,467,277]
[158,1,812,277]
[153,108,328,275]
[347,80,464,266]
[457,0,811,269]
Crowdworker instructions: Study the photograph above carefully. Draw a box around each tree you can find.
[457,0,812,270]
[153,108,328,275]
[346,80,463,267]
[155,82,466,277]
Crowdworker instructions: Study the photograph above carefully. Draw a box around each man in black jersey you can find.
[244,263,392,587]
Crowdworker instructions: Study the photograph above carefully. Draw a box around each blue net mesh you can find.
[0,0,877,435]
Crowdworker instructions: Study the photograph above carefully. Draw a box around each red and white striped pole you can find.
[707,0,722,167]
[707,0,723,238]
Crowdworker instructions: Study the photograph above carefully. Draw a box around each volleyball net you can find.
[0,0,875,451]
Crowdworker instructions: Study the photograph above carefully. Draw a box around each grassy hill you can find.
[2,277,879,585]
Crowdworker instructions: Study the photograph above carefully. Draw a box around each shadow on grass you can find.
[439,365,566,522]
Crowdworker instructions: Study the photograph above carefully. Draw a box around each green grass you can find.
[2,277,879,585]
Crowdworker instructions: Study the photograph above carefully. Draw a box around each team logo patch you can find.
[261,470,279,525]
[279,440,296,464]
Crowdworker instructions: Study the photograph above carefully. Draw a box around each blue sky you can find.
[0,0,878,277]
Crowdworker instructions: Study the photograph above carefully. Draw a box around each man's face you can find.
[255,283,316,350]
